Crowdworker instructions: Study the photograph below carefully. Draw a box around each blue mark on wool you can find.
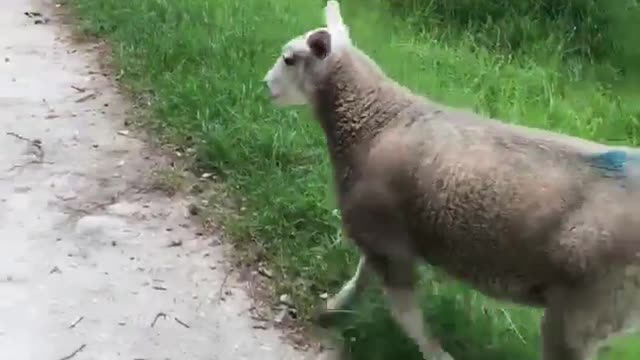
[585,149,640,179]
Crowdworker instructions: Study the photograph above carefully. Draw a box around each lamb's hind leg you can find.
[326,254,372,312]
[317,254,373,326]
[542,266,640,360]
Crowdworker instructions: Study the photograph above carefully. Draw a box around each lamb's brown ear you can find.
[307,30,331,59]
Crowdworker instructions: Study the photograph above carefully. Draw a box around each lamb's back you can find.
[366,105,640,301]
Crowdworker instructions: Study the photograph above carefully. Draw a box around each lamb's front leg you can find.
[374,256,454,360]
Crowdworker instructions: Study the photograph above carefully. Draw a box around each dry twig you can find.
[150,312,167,327]
[68,316,84,329]
[174,317,190,329]
[218,268,232,300]
[5,132,48,170]
[58,344,86,360]
[70,85,86,93]
[6,131,31,142]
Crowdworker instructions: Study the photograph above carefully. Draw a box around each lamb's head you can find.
[262,0,351,107]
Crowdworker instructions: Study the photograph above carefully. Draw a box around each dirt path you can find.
[0,1,318,359]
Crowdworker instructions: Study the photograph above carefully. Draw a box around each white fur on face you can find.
[262,37,311,107]
[262,0,351,107]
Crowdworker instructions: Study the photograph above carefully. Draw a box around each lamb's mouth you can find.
[268,90,287,105]
[266,86,281,100]
[268,93,287,107]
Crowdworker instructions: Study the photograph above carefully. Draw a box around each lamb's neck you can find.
[312,68,415,188]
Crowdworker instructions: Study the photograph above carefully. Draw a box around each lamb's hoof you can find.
[313,300,355,328]
[312,306,342,328]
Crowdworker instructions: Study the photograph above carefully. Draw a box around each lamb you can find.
[262,1,640,359]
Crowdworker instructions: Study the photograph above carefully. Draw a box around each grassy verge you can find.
[69,0,640,359]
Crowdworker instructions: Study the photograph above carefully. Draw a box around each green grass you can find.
[69,0,640,359]
[388,0,640,79]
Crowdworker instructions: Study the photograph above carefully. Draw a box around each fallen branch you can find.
[6,131,46,164]
[174,317,190,329]
[7,159,53,172]
[24,11,42,18]
[71,85,86,93]
[68,316,84,329]
[218,268,232,301]
[6,131,31,142]
[150,312,167,328]
[75,93,96,103]
[58,344,86,360]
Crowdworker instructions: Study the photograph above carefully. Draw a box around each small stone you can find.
[288,307,298,319]
[188,203,200,216]
[274,308,288,324]
[189,183,203,195]
[279,294,292,307]
[167,239,182,248]
[257,266,272,279]
[208,237,221,247]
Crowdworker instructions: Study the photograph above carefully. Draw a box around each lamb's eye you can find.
[283,56,296,66]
